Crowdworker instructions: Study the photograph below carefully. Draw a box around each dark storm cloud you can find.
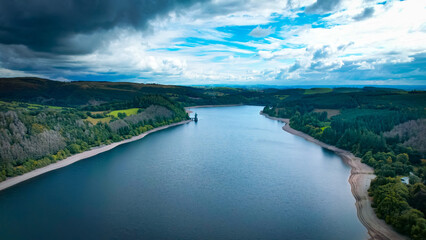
[305,0,342,13]
[0,0,207,54]
[0,43,76,74]
[353,7,375,21]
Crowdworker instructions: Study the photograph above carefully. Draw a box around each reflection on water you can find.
[0,106,367,240]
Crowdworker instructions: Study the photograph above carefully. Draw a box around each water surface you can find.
[0,106,367,239]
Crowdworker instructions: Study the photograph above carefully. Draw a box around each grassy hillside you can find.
[0,77,199,106]
[108,108,140,118]
[0,77,279,107]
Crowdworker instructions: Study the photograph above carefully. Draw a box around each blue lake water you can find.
[0,106,367,239]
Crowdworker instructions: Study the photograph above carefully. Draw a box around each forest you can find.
[0,77,279,107]
[0,95,189,181]
[263,88,426,239]
[0,77,290,181]
[1,78,425,239]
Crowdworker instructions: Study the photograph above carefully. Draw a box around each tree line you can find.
[263,89,426,239]
[0,95,189,181]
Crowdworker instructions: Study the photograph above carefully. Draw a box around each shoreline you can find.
[0,104,409,239]
[185,104,243,114]
[0,120,192,192]
[185,104,243,109]
[260,112,407,240]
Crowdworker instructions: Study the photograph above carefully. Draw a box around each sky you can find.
[0,0,425,86]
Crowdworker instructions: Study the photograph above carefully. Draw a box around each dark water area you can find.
[0,106,367,240]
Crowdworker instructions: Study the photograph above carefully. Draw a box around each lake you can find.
[0,106,367,239]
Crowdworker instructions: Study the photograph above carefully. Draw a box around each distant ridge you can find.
[1,77,424,107]
[191,83,426,91]
[0,77,197,106]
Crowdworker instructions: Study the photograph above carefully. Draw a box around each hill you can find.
[263,86,426,239]
[0,77,276,107]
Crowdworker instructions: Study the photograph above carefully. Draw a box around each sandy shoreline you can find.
[260,112,408,240]
[0,105,239,191]
[0,104,409,239]
[0,120,192,192]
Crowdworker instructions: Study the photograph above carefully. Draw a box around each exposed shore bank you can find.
[0,120,192,192]
[260,112,408,240]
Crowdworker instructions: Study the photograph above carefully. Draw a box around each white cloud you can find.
[1,0,425,85]
[258,51,274,59]
[249,26,275,37]
[356,61,375,70]
[271,0,426,80]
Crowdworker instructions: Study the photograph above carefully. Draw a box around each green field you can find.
[108,108,140,117]
[274,95,289,100]
[0,101,65,111]
[304,88,333,95]
[86,108,141,124]
[86,116,112,125]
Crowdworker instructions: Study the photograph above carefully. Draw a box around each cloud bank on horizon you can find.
[0,0,425,85]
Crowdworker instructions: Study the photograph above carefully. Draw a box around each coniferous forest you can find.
[1,78,425,239]
[0,94,189,181]
[263,88,426,239]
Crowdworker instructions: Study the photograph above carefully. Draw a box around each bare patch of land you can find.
[313,108,341,118]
